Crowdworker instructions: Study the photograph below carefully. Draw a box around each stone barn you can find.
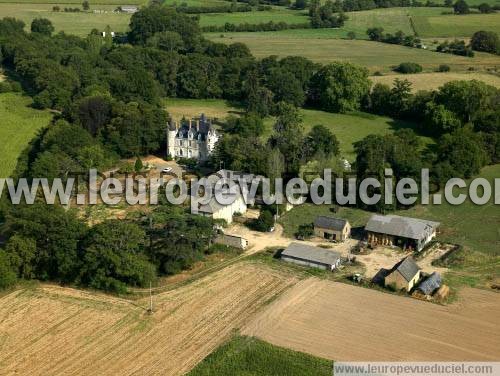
[365,214,439,252]
[313,216,351,241]
[384,256,421,292]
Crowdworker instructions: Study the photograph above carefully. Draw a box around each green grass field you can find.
[265,109,434,160]
[199,9,309,27]
[164,0,230,6]
[0,4,131,36]
[412,10,500,38]
[207,32,500,72]
[0,93,52,178]
[188,335,332,376]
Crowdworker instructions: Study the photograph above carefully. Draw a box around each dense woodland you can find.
[0,4,499,292]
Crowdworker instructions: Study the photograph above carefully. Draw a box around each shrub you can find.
[394,62,423,74]
[478,3,493,13]
[134,156,143,172]
[347,31,356,40]
[0,81,12,93]
[470,31,500,54]
[438,64,451,72]
[10,81,22,92]
[0,251,17,290]
[453,0,469,14]
[295,223,314,240]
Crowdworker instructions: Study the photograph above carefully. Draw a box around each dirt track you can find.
[0,263,297,375]
[243,279,500,361]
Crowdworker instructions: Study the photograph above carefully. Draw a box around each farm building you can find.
[193,170,249,224]
[313,216,351,241]
[214,234,248,250]
[196,192,247,224]
[384,256,421,292]
[281,243,342,271]
[119,5,138,13]
[417,272,442,296]
[365,214,440,252]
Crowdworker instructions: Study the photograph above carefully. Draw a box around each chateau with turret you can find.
[166,114,219,161]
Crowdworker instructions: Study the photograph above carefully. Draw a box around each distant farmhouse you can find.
[314,216,351,241]
[167,115,219,162]
[119,5,138,13]
[385,256,421,292]
[281,242,342,271]
[365,215,439,252]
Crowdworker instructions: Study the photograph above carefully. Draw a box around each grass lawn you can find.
[0,4,131,36]
[0,93,52,178]
[206,32,500,73]
[163,98,433,161]
[188,335,332,376]
[264,109,434,160]
[370,72,500,91]
[199,9,309,27]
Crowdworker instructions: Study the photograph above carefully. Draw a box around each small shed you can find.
[417,272,442,295]
[384,256,421,292]
[214,234,248,250]
[281,242,342,271]
[313,216,351,241]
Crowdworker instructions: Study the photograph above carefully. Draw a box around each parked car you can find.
[161,167,172,173]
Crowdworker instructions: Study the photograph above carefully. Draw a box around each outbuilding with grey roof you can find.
[281,242,342,271]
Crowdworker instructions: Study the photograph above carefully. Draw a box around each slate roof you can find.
[391,256,420,282]
[417,272,442,295]
[282,242,341,266]
[365,215,440,240]
[314,216,348,231]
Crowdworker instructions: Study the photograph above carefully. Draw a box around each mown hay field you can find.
[165,98,242,120]
[371,72,500,91]
[0,263,298,375]
[243,279,500,361]
[0,93,52,178]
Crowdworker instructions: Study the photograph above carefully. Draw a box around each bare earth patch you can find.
[0,263,298,375]
[243,279,500,361]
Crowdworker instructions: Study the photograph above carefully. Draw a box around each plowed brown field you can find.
[243,279,500,361]
[0,263,298,375]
